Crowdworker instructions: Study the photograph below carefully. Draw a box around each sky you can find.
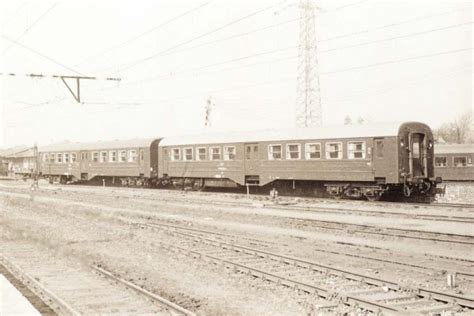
[0,0,472,148]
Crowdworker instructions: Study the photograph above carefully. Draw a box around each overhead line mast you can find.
[0,72,121,103]
[296,0,322,127]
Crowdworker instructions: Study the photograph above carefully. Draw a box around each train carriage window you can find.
[325,142,343,159]
[305,143,321,159]
[224,146,236,160]
[56,153,63,163]
[71,153,77,163]
[109,151,117,162]
[412,141,420,159]
[210,147,221,160]
[254,146,258,153]
[63,153,70,163]
[246,146,251,159]
[140,150,144,161]
[49,153,55,163]
[43,154,49,162]
[128,150,137,162]
[348,141,366,159]
[119,150,127,162]
[286,144,301,160]
[92,152,99,162]
[184,148,193,161]
[268,145,282,160]
[435,156,447,167]
[197,148,206,161]
[375,140,384,158]
[100,151,107,163]
[171,148,180,161]
[81,152,87,161]
[453,156,467,167]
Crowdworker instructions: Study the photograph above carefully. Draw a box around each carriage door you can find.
[409,133,426,177]
[244,143,260,184]
[373,138,388,180]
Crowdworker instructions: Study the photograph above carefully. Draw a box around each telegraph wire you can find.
[2,35,84,75]
[107,4,278,75]
[3,3,58,54]
[76,1,213,67]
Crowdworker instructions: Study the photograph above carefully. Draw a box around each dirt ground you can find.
[1,179,473,314]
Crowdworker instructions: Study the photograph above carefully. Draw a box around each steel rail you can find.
[92,266,196,316]
[140,221,474,278]
[0,254,80,316]
[145,222,474,310]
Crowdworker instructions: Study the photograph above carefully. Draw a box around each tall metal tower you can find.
[204,96,213,128]
[295,0,322,127]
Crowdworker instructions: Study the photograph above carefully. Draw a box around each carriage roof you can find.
[39,138,160,152]
[159,122,415,146]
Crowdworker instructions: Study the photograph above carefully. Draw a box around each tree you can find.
[344,115,352,125]
[435,111,473,144]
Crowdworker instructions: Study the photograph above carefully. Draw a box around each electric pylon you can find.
[295,0,322,127]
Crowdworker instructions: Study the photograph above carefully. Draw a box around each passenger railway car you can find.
[39,138,161,184]
[159,122,439,201]
[434,144,474,181]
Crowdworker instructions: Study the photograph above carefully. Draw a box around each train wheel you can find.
[365,192,381,202]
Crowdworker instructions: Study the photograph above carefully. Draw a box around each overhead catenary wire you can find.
[76,1,213,67]
[2,35,84,75]
[107,3,278,75]
[3,3,58,54]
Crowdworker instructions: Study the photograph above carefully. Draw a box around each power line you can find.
[76,1,213,67]
[321,47,472,75]
[2,35,84,75]
[107,4,277,75]
[3,3,58,54]
[318,7,468,43]
[98,21,472,91]
[319,21,473,53]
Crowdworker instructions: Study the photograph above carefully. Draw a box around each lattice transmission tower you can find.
[295,0,322,127]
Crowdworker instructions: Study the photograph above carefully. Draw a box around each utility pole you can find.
[33,142,39,188]
[295,0,322,127]
[204,96,213,128]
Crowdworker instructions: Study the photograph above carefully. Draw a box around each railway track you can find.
[141,222,474,315]
[0,243,193,315]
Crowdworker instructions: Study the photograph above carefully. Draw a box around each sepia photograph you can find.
[0,0,473,314]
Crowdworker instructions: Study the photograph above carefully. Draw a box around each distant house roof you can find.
[159,122,410,146]
[0,145,29,157]
[435,143,474,154]
[39,138,161,153]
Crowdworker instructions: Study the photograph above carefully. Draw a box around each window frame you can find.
[171,148,181,161]
[435,156,447,167]
[325,142,343,160]
[43,153,49,162]
[210,146,221,161]
[183,147,194,161]
[100,151,108,163]
[109,151,117,163]
[71,152,77,163]
[268,144,282,160]
[347,141,366,159]
[128,150,137,162]
[286,143,301,160]
[49,153,55,163]
[92,152,99,162]
[453,156,467,167]
[375,139,384,159]
[223,146,236,161]
[305,143,321,160]
[196,147,207,161]
[119,150,127,162]
[80,152,87,161]
[56,153,63,163]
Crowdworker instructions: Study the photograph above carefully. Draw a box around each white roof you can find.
[39,138,160,153]
[435,143,474,154]
[159,122,405,146]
